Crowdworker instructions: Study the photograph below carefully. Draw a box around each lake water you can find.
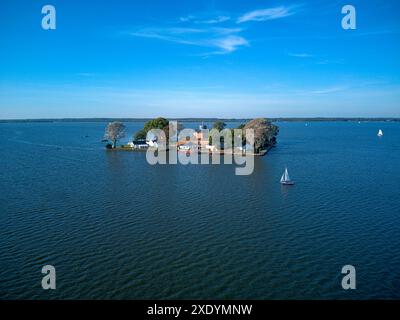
[0,121,399,299]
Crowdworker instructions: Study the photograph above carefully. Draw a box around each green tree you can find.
[209,121,227,145]
[134,129,147,140]
[143,117,169,132]
[134,117,184,144]
[134,117,168,141]
[212,121,226,131]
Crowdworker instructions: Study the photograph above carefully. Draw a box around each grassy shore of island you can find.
[108,145,272,156]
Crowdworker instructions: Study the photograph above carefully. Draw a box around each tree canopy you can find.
[212,121,226,131]
[134,117,183,142]
[243,118,279,153]
[134,129,147,140]
[104,122,126,148]
[134,117,168,140]
[143,117,169,132]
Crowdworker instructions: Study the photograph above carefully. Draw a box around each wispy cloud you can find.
[197,16,231,24]
[128,6,301,56]
[288,53,314,58]
[311,86,348,94]
[316,58,345,65]
[287,53,345,65]
[211,36,249,53]
[179,14,231,24]
[179,15,195,22]
[129,27,247,54]
[237,6,298,23]
[211,27,243,35]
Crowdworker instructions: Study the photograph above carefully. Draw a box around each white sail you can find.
[284,168,290,181]
[281,168,290,182]
[378,129,383,137]
[280,167,294,185]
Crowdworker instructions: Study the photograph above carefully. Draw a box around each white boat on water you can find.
[377,129,384,137]
[280,167,295,185]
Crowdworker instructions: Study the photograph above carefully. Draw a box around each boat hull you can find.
[281,181,295,185]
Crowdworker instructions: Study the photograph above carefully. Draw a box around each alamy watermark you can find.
[41,265,56,290]
[342,5,356,30]
[144,121,255,176]
[41,5,56,30]
[39,263,356,291]
[341,265,356,290]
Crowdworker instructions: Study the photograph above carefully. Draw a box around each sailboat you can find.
[377,129,383,137]
[280,167,295,185]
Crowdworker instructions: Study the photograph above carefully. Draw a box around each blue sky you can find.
[0,0,399,119]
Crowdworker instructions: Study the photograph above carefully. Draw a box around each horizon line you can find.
[1,117,400,123]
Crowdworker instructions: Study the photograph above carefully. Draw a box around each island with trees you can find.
[103,117,279,155]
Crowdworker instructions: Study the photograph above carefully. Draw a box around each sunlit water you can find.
[0,121,399,299]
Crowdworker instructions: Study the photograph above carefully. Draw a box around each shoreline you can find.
[108,145,273,156]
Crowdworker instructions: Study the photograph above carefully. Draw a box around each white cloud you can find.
[127,6,299,56]
[211,36,249,53]
[197,16,231,24]
[211,27,243,35]
[237,6,297,23]
[180,14,231,24]
[129,27,247,54]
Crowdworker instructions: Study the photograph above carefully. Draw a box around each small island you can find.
[103,117,279,156]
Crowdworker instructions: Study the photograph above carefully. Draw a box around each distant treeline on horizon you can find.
[0,117,399,123]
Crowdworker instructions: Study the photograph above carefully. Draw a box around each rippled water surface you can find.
[0,121,399,299]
